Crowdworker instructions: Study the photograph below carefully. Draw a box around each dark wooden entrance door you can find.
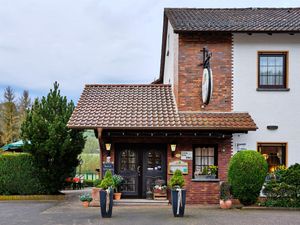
[115,144,166,198]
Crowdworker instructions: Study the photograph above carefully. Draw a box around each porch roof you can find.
[67,84,257,131]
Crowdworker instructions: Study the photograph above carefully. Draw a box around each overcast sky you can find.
[0,0,299,102]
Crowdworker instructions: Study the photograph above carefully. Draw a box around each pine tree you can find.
[0,86,19,144]
[21,82,85,194]
[18,90,31,128]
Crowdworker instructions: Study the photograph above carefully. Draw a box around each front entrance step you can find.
[114,199,169,206]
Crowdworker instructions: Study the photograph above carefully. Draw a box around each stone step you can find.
[113,199,169,206]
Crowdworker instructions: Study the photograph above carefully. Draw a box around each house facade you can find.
[68,8,300,204]
[160,8,300,173]
[232,33,300,170]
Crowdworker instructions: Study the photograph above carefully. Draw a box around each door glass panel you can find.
[120,149,137,172]
[146,150,162,171]
[120,176,136,192]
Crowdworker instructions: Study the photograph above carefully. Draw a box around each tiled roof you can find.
[165,8,300,32]
[67,84,257,131]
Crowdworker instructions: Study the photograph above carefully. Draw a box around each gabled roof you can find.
[67,84,257,131]
[165,8,300,33]
[158,7,300,83]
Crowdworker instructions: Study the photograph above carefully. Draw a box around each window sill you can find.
[191,179,220,182]
[256,88,290,92]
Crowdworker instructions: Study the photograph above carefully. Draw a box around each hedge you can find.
[0,153,45,195]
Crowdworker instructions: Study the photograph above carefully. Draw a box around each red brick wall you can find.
[100,137,232,204]
[167,138,232,204]
[176,33,232,112]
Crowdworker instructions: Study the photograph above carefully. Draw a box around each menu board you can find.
[102,162,114,177]
[168,160,188,174]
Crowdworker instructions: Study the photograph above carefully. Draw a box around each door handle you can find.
[137,165,141,176]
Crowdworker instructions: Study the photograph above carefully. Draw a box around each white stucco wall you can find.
[163,21,178,85]
[232,33,300,166]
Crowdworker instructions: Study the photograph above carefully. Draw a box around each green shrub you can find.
[281,163,300,187]
[112,175,124,192]
[83,179,94,187]
[93,179,102,187]
[263,164,300,208]
[228,150,268,205]
[99,170,113,190]
[169,169,185,189]
[220,182,232,200]
[0,153,45,195]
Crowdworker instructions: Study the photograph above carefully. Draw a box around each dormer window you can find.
[258,52,288,90]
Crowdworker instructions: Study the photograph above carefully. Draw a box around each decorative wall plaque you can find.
[168,160,188,174]
[201,47,213,105]
[181,151,193,160]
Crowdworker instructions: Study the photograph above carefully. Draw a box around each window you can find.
[193,146,218,178]
[258,52,287,89]
[257,143,287,172]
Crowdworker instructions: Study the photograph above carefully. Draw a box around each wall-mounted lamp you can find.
[105,143,111,157]
[105,143,111,151]
[170,144,176,157]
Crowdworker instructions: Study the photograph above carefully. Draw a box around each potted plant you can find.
[112,174,124,200]
[79,193,93,207]
[194,168,207,179]
[169,169,186,217]
[153,184,167,194]
[220,181,232,209]
[206,165,218,179]
[99,170,114,218]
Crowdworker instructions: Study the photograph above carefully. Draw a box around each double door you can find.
[115,144,166,198]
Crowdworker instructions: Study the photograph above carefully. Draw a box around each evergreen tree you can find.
[18,90,31,128]
[0,86,19,144]
[21,82,85,194]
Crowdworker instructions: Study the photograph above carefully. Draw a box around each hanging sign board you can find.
[102,162,114,177]
[168,160,188,175]
[181,151,193,160]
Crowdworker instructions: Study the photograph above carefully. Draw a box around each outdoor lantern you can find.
[105,143,111,151]
[170,144,176,157]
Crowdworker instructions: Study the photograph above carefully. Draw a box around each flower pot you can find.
[171,189,186,217]
[100,189,113,218]
[113,192,122,200]
[90,187,101,207]
[82,201,89,208]
[206,175,216,179]
[220,199,232,209]
[225,199,232,208]
[194,175,207,179]
[153,189,167,194]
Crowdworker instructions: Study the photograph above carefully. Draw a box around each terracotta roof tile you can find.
[165,8,300,32]
[67,84,257,131]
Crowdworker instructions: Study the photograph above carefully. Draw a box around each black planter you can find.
[100,189,113,218]
[171,189,186,217]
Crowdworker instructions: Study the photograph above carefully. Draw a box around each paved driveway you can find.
[0,190,299,225]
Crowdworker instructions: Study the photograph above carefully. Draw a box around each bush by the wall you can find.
[84,179,94,187]
[0,153,45,195]
[281,163,300,187]
[228,150,268,205]
[263,164,300,208]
